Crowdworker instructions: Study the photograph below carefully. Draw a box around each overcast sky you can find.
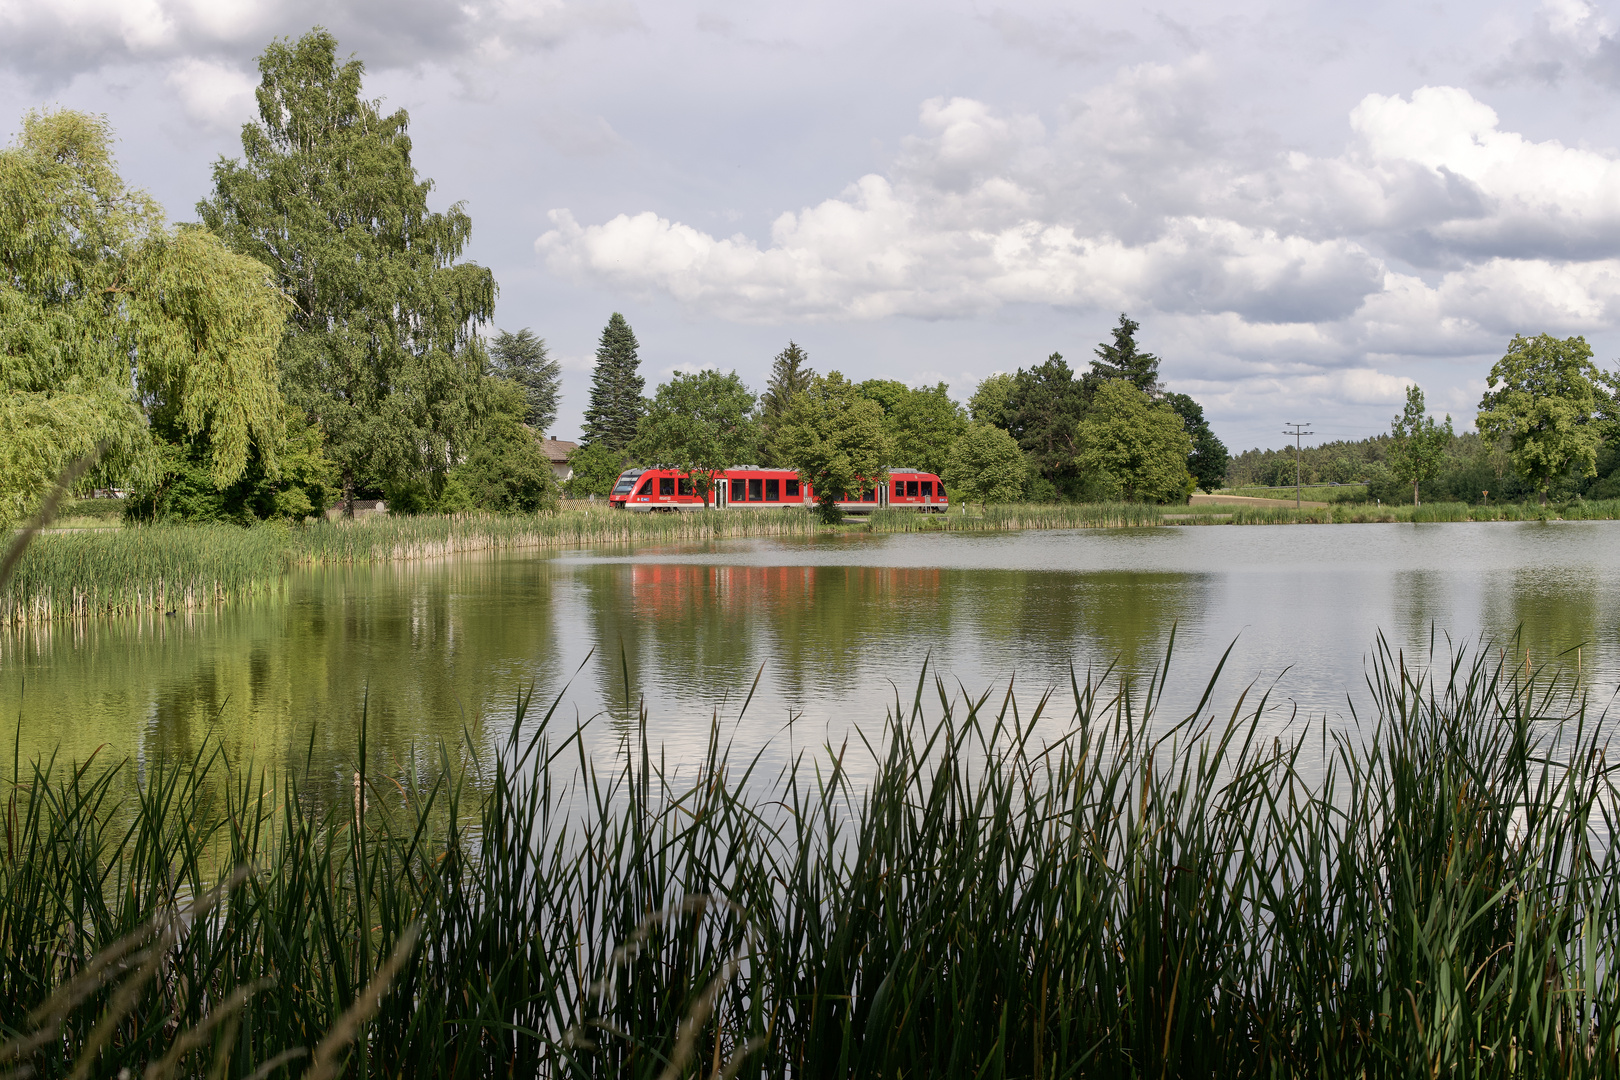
[6,0,1620,451]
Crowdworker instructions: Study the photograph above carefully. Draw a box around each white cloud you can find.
[538,69,1620,408]
[164,57,256,128]
[0,0,636,84]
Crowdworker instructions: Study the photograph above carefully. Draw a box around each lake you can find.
[3,521,1617,783]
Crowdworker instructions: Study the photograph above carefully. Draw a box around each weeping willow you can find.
[0,109,288,528]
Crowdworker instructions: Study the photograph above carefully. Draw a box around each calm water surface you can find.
[3,522,1617,781]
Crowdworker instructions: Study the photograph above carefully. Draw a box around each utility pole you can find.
[1283,422,1314,508]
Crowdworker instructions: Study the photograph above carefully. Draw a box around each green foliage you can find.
[1387,383,1454,505]
[581,312,644,450]
[8,641,1620,1076]
[1476,333,1606,504]
[489,327,561,431]
[125,411,336,524]
[1077,380,1193,503]
[941,422,1026,504]
[855,379,967,475]
[759,341,813,465]
[564,442,632,498]
[967,372,1015,427]
[446,379,560,514]
[1163,392,1229,493]
[778,372,893,521]
[0,109,287,529]
[1004,353,1089,495]
[199,29,495,511]
[630,370,759,504]
[1089,312,1161,392]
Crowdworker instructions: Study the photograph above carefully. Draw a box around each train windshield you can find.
[611,472,642,495]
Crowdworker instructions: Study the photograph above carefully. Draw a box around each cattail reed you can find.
[4,638,1619,1077]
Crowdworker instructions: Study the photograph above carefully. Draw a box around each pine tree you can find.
[1090,313,1161,393]
[490,328,561,431]
[760,341,814,465]
[581,313,644,450]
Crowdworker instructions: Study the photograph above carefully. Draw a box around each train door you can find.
[878,479,889,508]
[713,479,728,509]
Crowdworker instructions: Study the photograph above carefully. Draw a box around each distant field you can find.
[1219,483,1368,503]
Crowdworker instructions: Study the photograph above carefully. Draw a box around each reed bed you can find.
[869,501,1162,532]
[286,507,828,564]
[0,524,289,625]
[5,638,1620,1078]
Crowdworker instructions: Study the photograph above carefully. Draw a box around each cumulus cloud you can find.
[0,0,636,86]
[538,64,1620,405]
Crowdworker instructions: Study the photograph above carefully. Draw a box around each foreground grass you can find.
[4,639,1618,1077]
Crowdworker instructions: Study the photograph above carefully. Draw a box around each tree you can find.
[1476,334,1606,505]
[1076,380,1193,503]
[968,373,1016,427]
[0,109,287,529]
[778,372,893,521]
[581,313,644,450]
[760,341,814,465]
[1004,353,1089,495]
[1089,313,1161,394]
[1163,393,1230,493]
[445,378,560,514]
[565,442,632,498]
[942,423,1026,506]
[630,370,759,505]
[490,328,561,431]
[199,29,494,517]
[855,379,968,475]
[1386,384,1454,506]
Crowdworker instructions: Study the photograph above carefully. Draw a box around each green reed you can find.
[0,523,290,624]
[868,501,1163,531]
[4,635,1619,1078]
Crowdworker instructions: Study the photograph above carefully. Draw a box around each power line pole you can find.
[1283,422,1314,508]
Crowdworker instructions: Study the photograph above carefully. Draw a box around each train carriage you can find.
[608,466,948,513]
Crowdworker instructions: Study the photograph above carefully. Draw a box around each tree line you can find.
[1,29,564,529]
[569,313,1230,516]
[1228,334,1620,507]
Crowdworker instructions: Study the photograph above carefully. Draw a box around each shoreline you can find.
[5,499,1618,625]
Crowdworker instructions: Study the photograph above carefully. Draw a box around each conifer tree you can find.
[581,313,644,450]
[760,341,814,465]
[490,328,561,431]
[1090,313,1161,393]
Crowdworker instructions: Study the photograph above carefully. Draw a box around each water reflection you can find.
[3,522,1618,780]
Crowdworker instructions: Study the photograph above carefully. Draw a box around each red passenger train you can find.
[608,466,949,513]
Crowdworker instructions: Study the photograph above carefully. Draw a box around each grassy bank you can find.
[4,641,1618,1077]
[1186,498,1620,525]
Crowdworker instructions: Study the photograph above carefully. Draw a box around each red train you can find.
[608,465,949,513]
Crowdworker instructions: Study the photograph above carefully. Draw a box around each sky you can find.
[5,0,1620,452]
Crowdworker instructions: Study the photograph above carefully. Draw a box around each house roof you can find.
[540,437,577,463]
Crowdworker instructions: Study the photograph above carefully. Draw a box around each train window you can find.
[678,478,694,497]
[748,478,763,501]
[894,480,903,499]
[636,479,652,496]
[659,477,674,496]
[786,479,799,497]
[906,480,919,498]
[860,488,874,502]
[936,481,947,497]
[765,479,779,501]
[921,481,933,498]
